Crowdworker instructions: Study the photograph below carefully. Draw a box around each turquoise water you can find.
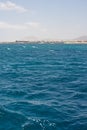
[0,43,87,130]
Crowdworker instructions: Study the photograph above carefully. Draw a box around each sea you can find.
[0,43,87,130]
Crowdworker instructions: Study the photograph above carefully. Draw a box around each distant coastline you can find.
[0,40,87,44]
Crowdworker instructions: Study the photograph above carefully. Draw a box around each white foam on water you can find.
[22,118,56,130]
[32,46,38,48]
[7,48,10,50]
[23,46,26,48]
[49,49,55,52]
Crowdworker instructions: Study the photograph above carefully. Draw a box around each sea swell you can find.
[0,43,87,130]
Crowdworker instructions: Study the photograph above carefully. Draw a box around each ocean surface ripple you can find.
[0,43,87,130]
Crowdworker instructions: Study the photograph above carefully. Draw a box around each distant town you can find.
[15,40,87,44]
[0,40,87,44]
[1,36,87,44]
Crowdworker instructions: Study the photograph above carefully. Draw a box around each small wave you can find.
[23,46,26,48]
[32,46,38,48]
[22,118,56,130]
[49,49,55,52]
[7,47,11,50]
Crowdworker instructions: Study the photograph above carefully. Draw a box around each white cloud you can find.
[25,22,47,32]
[0,1,27,13]
[0,22,26,29]
[25,22,40,28]
[0,21,46,32]
[0,21,48,36]
[0,21,48,41]
[0,22,40,30]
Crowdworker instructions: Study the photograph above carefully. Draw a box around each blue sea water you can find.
[0,43,87,130]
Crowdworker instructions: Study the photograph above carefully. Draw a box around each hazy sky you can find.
[0,0,87,41]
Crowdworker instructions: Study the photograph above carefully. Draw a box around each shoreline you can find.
[0,40,87,44]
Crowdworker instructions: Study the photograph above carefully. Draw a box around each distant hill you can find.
[74,36,87,41]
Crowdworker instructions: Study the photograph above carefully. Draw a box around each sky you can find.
[0,0,87,41]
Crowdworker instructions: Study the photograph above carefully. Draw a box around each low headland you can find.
[1,35,87,44]
[0,40,87,44]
